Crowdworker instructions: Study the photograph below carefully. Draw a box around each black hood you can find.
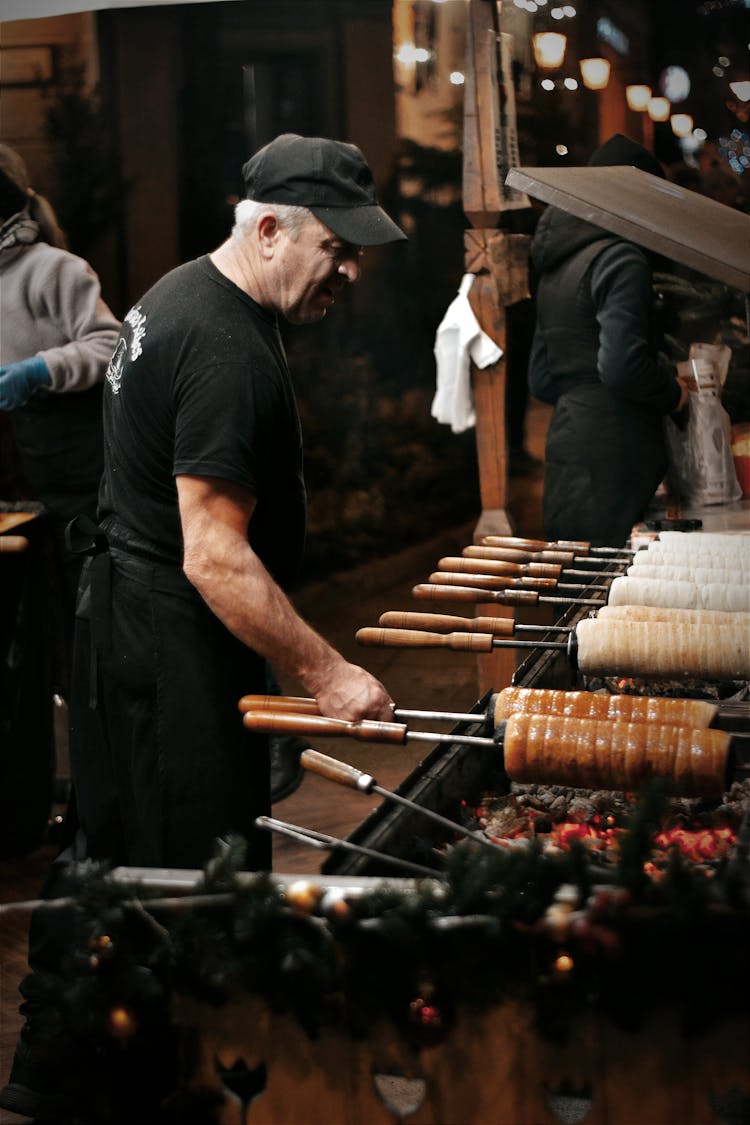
[588,133,665,178]
[531,135,664,274]
[530,207,615,274]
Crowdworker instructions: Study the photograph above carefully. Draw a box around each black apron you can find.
[67,516,272,871]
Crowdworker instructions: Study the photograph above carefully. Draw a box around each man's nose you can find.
[337,255,361,283]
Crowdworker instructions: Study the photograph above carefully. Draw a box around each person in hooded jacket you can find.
[527,134,689,546]
[0,144,121,614]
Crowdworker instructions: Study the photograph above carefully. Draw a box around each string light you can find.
[647,95,671,122]
[671,113,694,137]
[730,80,750,102]
[579,57,611,90]
[580,57,611,89]
[626,84,652,111]
[395,44,431,65]
[532,31,567,69]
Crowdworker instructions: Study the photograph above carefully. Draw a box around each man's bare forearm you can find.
[182,516,392,720]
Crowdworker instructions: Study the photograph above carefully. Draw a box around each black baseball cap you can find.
[242,133,406,246]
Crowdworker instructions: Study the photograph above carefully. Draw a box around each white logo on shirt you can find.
[125,304,147,359]
[105,304,147,395]
[106,338,127,395]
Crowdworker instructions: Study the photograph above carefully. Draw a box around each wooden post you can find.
[462,0,532,693]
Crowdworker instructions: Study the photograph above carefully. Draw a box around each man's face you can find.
[274,215,363,325]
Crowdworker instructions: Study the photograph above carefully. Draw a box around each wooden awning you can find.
[506,164,750,292]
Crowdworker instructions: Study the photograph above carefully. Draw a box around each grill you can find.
[323,589,750,877]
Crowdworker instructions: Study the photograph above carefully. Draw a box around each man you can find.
[0,134,405,1121]
[69,133,406,872]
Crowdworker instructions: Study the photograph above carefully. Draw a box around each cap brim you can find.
[309,204,407,245]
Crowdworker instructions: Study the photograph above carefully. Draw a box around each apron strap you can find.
[65,515,111,709]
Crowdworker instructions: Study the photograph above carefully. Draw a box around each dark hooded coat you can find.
[527,135,682,546]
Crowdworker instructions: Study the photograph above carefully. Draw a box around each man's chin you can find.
[286,306,328,326]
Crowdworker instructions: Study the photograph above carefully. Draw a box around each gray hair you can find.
[233,198,311,242]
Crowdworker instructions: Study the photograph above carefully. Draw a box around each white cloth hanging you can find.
[430,273,503,434]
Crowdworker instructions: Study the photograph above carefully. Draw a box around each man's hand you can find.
[0,356,50,410]
[314,662,394,723]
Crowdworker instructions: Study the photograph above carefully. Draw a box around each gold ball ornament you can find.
[285,880,323,914]
[107,1005,138,1040]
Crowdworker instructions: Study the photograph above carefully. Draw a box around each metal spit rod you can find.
[239,692,497,730]
[437,555,616,586]
[255,815,440,877]
[298,748,502,852]
[412,582,605,609]
[427,570,610,596]
[480,535,633,560]
[378,610,574,635]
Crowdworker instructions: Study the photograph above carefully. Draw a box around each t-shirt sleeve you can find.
[172,360,281,492]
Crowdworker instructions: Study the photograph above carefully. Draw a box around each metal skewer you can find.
[412,582,605,609]
[481,535,634,559]
[239,692,497,728]
[377,610,574,635]
[240,693,750,740]
[436,556,613,588]
[427,570,609,596]
[243,705,502,747]
[255,815,440,877]
[298,748,502,852]
[241,709,750,796]
[355,625,572,653]
[463,544,629,569]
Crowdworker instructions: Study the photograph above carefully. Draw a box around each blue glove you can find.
[0,356,51,410]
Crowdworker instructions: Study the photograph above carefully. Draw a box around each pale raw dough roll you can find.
[633,553,750,574]
[608,576,698,608]
[576,617,750,680]
[597,603,750,628]
[492,686,717,729]
[607,575,750,612]
[502,713,730,796]
[626,564,740,585]
[639,542,750,567]
[657,531,750,548]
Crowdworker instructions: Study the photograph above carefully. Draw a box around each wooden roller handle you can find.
[378,611,515,636]
[439,556,523,577]
[482,535,590,554]
[242,709,408,743]
[356,626,493,652]
[239,694,318,714]
[464,545,575,566]
[412,584,540,606]
[438,557,562,580]
[0,535,29,553]
[429,571,559,592]
[300,748,374,790]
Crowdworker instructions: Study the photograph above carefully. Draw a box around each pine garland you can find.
[25,783,750,1124]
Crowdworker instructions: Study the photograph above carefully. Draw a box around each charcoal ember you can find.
[726,780,750,801]
[485,805,530,838]
[602,677,748,702]
[567,797,596,819]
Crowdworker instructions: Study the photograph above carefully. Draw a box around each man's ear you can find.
[257,212,282,258]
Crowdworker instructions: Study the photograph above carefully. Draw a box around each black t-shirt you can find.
[99,256,306,588]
